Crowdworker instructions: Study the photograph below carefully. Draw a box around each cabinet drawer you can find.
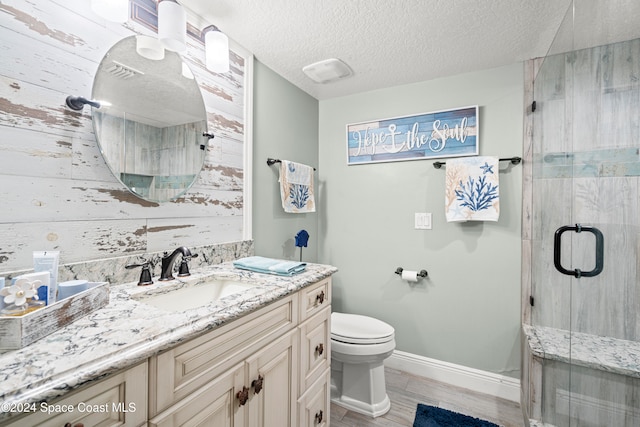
[299,306,331,394]
[297,369,330,427]
[150,294,297,415]
[1,362,147,427]
[299,278,331,321]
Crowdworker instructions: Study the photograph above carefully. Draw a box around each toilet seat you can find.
[331,312,394,344]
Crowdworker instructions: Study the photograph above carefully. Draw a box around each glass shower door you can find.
[531,24,576,425]
[564,1,640,425]
[532,1,640,426]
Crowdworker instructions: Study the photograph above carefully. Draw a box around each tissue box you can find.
[0,282,109,351]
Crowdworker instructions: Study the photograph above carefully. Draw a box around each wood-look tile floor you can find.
[330,368,526,427]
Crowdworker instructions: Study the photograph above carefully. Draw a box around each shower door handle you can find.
[553,224,604,278]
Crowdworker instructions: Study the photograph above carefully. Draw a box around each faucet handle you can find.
[177,253,198,277]
[125,260,154,286]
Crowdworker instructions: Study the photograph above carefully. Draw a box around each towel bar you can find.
[432,156,521,169]
[267,158,316,170]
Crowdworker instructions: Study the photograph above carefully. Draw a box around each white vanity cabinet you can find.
[1,362,148,427]
[297,278,331,427]
[148,276,332,427]
[148,329,297,427]
[0,276,333,427]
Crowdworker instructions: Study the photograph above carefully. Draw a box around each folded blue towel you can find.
[233,256,306,276]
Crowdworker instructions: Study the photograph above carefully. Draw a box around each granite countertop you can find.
[0,261,337,418]
[523,324,640,378]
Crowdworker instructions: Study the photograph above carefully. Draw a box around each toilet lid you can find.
[331,312,395,344]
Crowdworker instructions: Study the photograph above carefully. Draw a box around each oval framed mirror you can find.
[92,35,208,202]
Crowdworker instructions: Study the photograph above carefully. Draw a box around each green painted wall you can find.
[253,60,523,377]
[252,61,320,262]
[317,64,523,377]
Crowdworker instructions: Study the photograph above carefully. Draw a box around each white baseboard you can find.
[385,350,521,403]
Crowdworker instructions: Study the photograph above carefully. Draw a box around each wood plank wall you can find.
[0,0,250,271]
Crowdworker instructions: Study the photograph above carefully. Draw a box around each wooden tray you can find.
[0,282,109,350]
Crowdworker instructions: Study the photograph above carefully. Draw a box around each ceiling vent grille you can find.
[105,60,144,79]
[302,58,353,84]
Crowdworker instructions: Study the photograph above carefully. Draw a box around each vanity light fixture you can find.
[65,96,101,111]
[204,25,230,73]
[158,0,187,52]
[136,35,165,61]
[91,0,129,23]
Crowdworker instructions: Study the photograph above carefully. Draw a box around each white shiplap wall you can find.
[0,0,252,271]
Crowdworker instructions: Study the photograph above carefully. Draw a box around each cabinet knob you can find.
[315,343,324,355]
[316,290,325,305]
[315,409,323,424]
[236,386,249,406]
[251,374,264,394]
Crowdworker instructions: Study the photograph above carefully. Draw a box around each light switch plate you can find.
[415,213,432,230]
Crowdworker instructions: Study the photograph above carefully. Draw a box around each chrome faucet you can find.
[159,246,193,281]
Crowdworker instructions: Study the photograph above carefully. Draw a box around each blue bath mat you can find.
[413,404,499,427]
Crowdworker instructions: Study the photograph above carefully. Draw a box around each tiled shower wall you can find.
[0,0,250,273]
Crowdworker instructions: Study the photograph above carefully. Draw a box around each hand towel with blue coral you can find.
[233,256,307,276]
[445,156,499,222]
[279,160,315,213]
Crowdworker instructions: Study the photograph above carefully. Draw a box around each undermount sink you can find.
[132,277,260,312]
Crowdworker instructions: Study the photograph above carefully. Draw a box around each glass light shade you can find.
[91,0,129,23]
[158,0,187,52]
[136,35,165,60]
[205,29,230,73]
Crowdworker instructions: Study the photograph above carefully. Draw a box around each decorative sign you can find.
[346,105,478,165]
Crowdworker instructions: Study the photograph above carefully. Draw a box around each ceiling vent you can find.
[105,60,144,80]
[302,58,353,84]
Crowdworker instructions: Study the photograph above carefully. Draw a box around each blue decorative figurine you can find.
[295,230,309,261]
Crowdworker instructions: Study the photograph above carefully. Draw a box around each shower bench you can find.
[522,324,640,427]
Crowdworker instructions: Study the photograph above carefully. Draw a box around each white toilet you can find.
[330,312,396,417]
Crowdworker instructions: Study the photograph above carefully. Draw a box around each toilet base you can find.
[330,359,391,418]
[331,392,391,418]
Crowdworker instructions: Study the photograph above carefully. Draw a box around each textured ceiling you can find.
[182,0,639,100]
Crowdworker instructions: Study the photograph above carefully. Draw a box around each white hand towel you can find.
[445,156,499,222]
[279,160,316,213]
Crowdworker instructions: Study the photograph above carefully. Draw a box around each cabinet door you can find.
[246,329,298,427]
[1,362,147,427]
[297,370,330,427]
[148,362,245,427]
[299,306,330,395]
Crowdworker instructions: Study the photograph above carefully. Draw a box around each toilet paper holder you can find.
[395,267,428,279]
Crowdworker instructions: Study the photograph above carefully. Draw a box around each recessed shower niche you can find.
[92,36,209,202]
